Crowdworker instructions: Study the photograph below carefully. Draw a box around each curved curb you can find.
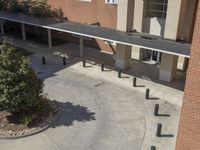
[0,108,61,140]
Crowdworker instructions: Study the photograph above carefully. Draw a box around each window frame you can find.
[146,0,168,19]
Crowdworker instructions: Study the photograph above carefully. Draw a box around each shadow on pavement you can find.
[52,101,96,127]
[160,134,174,138]
[2,35,186,91]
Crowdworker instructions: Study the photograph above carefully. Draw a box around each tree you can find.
[0,0,7,10]
[19,0,32,15]
[7,0,21,13]
[0,41,43,112]
[31,0,51,17]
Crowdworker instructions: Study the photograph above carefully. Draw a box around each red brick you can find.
[176,1,200,149]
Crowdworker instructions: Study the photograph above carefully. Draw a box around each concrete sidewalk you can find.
[0,36,183,150]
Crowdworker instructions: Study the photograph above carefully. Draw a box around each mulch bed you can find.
[0,99,57,137]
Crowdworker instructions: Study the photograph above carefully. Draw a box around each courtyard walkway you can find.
[0,36,183,150]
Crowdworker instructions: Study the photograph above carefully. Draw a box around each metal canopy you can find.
[0,11,191,58]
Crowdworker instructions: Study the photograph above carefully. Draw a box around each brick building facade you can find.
[48,0,117,53]
[1,1,200,148]
[48,0,117,28]
[176,0,200,149]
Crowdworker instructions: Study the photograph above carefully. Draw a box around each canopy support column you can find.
[115,0,134,69]
[47,29,52,49]
[115,44,132,69]
[21,23,26,41]
[159,0,187,82]
[80,36,84,57]
[0,24,4,36]
[178,57,189,71]
[0,19,5,36]
[159,53,178,82]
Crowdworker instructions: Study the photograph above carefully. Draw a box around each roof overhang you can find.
[0,11,191,58]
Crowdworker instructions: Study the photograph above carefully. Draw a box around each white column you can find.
[80,36,84,57]
[177,57,189,71]
[159,54,179,82]
[157,52,161,62]
[164,0,187,39]
[115,44,132,69]
[159,0,187,82]
[47,29,52,49]
[116,0,134,32]
[159,54,178,82]
[115,0,134,69]
[132,0,146,60]
[21,23,26,41]
[131,47,141,60]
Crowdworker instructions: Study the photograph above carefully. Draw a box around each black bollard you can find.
[146,88,150,99]
[82,59,86,67]
[63,57,66,65]
[150,146,156,150]
[133,77,137,87]
[42,56,46,65]
[118,69,122,78]
[101,63,104,71]
[154,104,159,116]
[156,123,162,137]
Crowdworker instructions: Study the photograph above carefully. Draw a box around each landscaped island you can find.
[0,40,57,137]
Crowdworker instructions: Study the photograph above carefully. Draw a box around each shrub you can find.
[0,0,65,19]
[7,0,21,13]
[0,41,43,112]
[0,0,7,10]
[19,0,32,15]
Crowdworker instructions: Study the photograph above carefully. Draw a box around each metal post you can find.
[133,77,137,87]
[0,19,5,36]
[21,23,26,41]
[82,59,86,67]
[146,88,150,99]
[63,57,66,65]
[101,63,104,71]
[156,123,162,137]
[47,29,52,49]
[0,23,4,36]
[118,70,122,78]
[154,104,159,116]
[42,56,46,65]
[80,36,84,57]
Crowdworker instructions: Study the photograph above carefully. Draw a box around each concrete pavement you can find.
[0,36,183,150]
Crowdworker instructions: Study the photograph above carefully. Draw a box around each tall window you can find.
[146,0,168,18]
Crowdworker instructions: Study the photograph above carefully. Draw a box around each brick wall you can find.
[47,0,117,53]
[48,0,117,29]
[176,1,200,149]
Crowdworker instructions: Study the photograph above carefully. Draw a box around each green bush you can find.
[0,0,65,19]
[0,0,7,10]
[0,41,43,112]
[7,0,21,13]
[18,0,31,15]
[0,0,52,17]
